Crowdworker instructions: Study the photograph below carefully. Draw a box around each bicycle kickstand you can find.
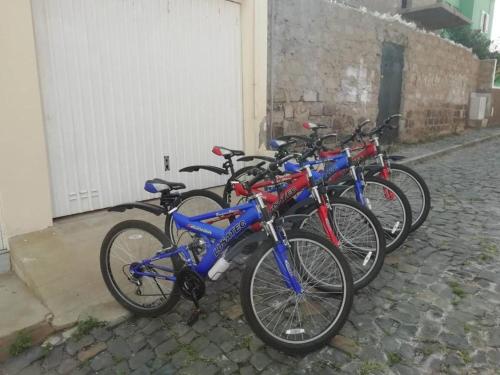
[187,291,202,326]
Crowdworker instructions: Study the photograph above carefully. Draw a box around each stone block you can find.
[272,110,284,122]
[307,102,324,116]
[274,88,286,103]
[303,90,319,102]
[323,104,337,116]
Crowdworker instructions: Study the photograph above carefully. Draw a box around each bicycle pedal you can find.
[187,308,202,326]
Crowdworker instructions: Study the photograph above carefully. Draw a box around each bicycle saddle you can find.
[269,138,296,150]
[303,122,328,130]
[144,178,186,194]
[212,146,244,157]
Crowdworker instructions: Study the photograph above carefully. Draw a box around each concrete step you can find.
[8,207,162,331]
[0,273,53,362]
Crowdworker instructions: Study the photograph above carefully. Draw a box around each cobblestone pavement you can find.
[4,136,500,375]
[388,127,500,160]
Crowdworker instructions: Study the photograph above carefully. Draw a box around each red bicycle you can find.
[317,115,431,232]
[231,145,386,291]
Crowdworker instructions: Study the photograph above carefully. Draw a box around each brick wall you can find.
[268,0,491,144]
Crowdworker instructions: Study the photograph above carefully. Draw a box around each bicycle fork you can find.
[255,194,303,294]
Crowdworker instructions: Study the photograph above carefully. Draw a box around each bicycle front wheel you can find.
[240,230,353,354]
[295,198,385,290]
[338,176,412,253]
[375,163,431,232]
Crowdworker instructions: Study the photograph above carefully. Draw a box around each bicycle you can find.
[101,156,354,354]
[168,146,273,246]
[231,142,386,290]
[237,131,412,254]
[319,115,431,232]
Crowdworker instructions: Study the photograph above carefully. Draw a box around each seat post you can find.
[224,156,236,175]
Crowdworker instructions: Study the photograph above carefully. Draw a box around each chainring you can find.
[176,267,205,301]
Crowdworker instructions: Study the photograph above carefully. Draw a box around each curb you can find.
[401,131,500,165]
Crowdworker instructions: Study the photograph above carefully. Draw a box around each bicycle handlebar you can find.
[244,154,298,190]
[366,114,402,137]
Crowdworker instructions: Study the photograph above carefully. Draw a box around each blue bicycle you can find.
[100,158,354,354]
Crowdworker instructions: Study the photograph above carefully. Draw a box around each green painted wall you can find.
[456,0,496,38]
[444,0,461,10]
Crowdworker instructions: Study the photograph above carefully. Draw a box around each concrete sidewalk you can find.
[1,126,500,362]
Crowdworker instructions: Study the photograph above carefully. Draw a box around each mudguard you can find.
[224,231,268,261]
[280,214,312,225]
[237,155,275,163]
[179,165,227,175]
[325,184,351,195]
[387,155,406,161]
[362,164,383,178]
[285,198,316,215]
[108,202,167,216]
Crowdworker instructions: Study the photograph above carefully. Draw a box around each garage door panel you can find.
[32,0,243,217]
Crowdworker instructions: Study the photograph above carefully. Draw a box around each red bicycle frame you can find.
[320,138,395,200]
[233,169,341,247]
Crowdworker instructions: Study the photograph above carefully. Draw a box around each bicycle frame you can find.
[128,199,303,293]
[320,140,391,180]
[234,167,341,247]
[283,151,367,206]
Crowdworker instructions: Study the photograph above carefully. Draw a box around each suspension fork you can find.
[373,138,395,200]
[345,148,366,206]
[255,194,302,294]
[310,185,341,247]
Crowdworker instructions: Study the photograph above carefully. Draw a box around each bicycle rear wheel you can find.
[338,176,412,253]
[101,220,182,316]
[240,230,353,354]
[165,189,229,247]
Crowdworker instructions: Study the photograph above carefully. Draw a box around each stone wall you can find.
[268,0,493,144]
[336,0,401,14]
[477,59,497,91]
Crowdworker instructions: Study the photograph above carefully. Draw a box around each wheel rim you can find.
[250,238,348,344]
[169,196,228,246]
[106,228,175,310]
[340,181,406,248]
[384,169,425,227]
[299,204,381,286]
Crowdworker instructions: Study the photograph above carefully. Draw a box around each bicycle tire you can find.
[375,163,431,232]
[101,220,182,316]
[240,230,353,354]
[337,176,412,253]
[293,198,385,290]
[165,189,228,246]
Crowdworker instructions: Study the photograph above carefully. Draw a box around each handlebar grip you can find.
[384,114,402,124]
[245,169,268,190]
[357,119,371,131]
[319,133,338,145]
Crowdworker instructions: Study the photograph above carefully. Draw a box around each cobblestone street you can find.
[4,137,500,375]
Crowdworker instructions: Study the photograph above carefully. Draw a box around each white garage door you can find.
[32,0,243,217]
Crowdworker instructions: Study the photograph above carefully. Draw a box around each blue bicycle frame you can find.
[128,198,303,293]
[274,151,367,206]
